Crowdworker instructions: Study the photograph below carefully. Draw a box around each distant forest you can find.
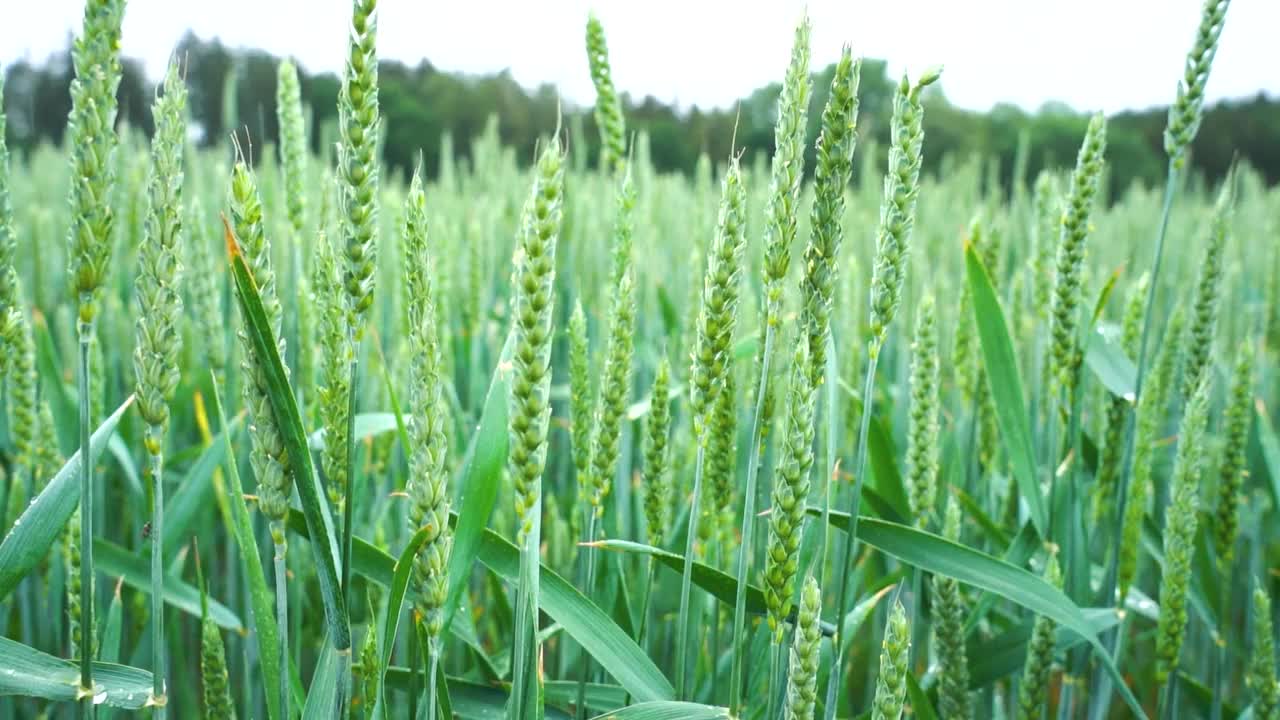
[4,32,1278,195]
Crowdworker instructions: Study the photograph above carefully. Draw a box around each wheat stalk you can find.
[132,61,187,714]
[65,0,126,699]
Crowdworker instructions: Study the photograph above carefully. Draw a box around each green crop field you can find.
[0,0,1276,718]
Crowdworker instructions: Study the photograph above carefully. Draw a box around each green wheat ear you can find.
[1029,171,1062,322]
[1181,181,1231,399]
[276,58,308,238]
[66,0,126,331]
[359,624,379,719]
[1049,112,1107,394]
[339,0,382,333]
[1156,376,1211,685]
[510,138,566,542]
[9,308,62,486]
[0,72,17,351]
[4,296,41,487]
[1017,553,1062,720]
[1251,587,1280,720]
[1119,307,1184,602]
[64,507,93,659]
[403,168,452,642]
[587,270,636,520]
[784,574,823,720]
[133,59,188,711]
[315,228,350,509]
[905,295,940,527]
[1164,0,1231,167]
[585,167,639,523]
[705,363,738,549]
[868,67,940,348]
[744,13,812,460]
[871,598,911,720]
[543,493,573,575]
[688,156,748,440]
[1212,337,1254,570]
[765,340,817,639]
[761,13,812,329]
[185,197,227,387]
[933,500,972,719]
[642,355,674,546]
[608,160,637,288]
[197,553,236,720]
[585,13,627,173]
[228,159,292,536]
[800,48,860,388]
[134,61,187,442]
[568,301,592,517]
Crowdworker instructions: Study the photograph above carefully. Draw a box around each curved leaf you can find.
[32,316,75,453]
[93,538,244,632]
[0,636,152,709]
[289,512,674,704]
[964,242,1046,535]
[307,412,398,450]
[208,373,284,720]
[967,608,1120,689]
[589,701,731,719]
[1085,327,1137,400]
[544,681,627,714]
[377,523,434,714]
[0,394,134,601]
[444,329,514,630]
[101,581,124,664]
[1257,399,1280,507]
[588,539,839,636]
[906,672,939,720]
[227,223,350,651]
[162,412,243,558]
[300,637,340,719]
[98,582,126,720]
[821,510,1145,719]
[868,413,910,522]
[382,672,574,720]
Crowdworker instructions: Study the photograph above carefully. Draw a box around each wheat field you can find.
[1,0,1278,719]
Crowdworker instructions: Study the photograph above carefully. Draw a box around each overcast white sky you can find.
[1,0,1276,114]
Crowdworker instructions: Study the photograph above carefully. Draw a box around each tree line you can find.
[3,31,1277,195]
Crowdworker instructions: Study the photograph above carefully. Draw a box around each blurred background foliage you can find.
[4,31,1277,197]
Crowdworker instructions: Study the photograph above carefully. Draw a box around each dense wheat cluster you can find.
[2,1,1279,719]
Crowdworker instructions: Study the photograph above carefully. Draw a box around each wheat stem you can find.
[676,444,706,700]
[729,323,774,713]
[273,538,289,720]
[77,335,94,712]
[823,344,880,719]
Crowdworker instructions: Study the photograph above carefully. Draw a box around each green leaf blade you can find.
[228,246,350,651]
[0,636,153,709]
[963,243,1047,535]
[0,395,134,601]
